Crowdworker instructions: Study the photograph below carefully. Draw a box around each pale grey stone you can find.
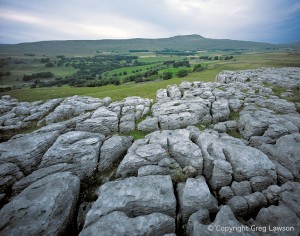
[259,133,300,181]
[0,172,80,236]
[231,181,252,196]
[212,99,230,123]
[80,211,175,236]
[84,175,176,228]
[177,177,218,223]
[0,163,24,193]
[250,176,275,192]
[0,130,61,175]
[11,163,75,196]
[218,186,235,204]
[98,135,133,172]
[39,131,105,178]
[187,205,253,236]
[137,116,159,132]
[227,196,249,218]
[138,165,172,177]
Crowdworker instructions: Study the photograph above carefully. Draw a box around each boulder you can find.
[218,186,235,204]
[245,192,267,215]
[0,130,61,175]
[259,133,300,181]
[138,165,172,177]
[80,211,175,236]
[183,166,197,178]
[116,137,172,178]
[250,176,274,192]
[152,99,211,129]
[223,143,276,182]
[0,163,24,193]
[231,181,252,196]
[83,175,176,228]
[119,114,135,133]
[136,143,167,162]
[187,205,252,236]
[39,131,105,178]
[0,172,80,236]
[177,177,218,223]
[169,140,203,175]
[209,159,232,190]
[137,116,159,132]
[227,196,249,218]
[167,84,182,100]
[238,106,298,141]
[76,107,119,135]
[255,205,300,235]
[45,96,107,124]
[211,99,230,123]
[98,135,133,172]
[11,163,75,196]
[186,208,210,236]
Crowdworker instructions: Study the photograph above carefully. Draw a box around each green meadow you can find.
[1,51,300,102]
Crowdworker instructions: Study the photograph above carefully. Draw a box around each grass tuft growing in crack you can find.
[227,129,243,139]
[79,165,118,202]
[125,130,147,140]
[0,120,40,142]
[229,111,239,120]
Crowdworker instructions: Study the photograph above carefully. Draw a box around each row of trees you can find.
[23,72,54,81]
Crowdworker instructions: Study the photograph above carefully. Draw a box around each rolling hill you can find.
[0,34,282,56]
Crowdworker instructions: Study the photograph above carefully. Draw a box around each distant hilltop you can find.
[0,34,298,56]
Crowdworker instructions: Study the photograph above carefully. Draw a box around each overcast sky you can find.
[0,0,300,44]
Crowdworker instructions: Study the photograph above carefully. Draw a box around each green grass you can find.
[0,62,77,86]
[125,130,147,140]
[229,111,240,120]
[1,52,300,102]
[227,129,242,139]
[103,62,163,79]
[0,121,39,142]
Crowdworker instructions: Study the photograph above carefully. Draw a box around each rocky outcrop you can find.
[0,129,62,175]
[177,177,218,223]
[116,129,203,178]
[187,205,253,236]
[98,135,133,172]
[0,172,80,236]
[80,211,175,236]
[0,67,299,235]
[39,131,105,178]
[45,96,109,124]
[82,175,176,235]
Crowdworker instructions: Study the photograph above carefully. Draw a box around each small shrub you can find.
[171,170,188,184]
[176,69,189,78]
[227,129,242,139]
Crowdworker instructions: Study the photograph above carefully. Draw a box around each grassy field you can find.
[1,51,300,102]
[103,62,163,79]
[0,58,77,86]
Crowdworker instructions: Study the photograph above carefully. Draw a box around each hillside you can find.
[0,34,279,56]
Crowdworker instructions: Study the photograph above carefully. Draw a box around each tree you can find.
[162,72,173,80]
[176,69,189,78]
[214,56,219,60]
[45,62,54,67]
[193,64,202,72]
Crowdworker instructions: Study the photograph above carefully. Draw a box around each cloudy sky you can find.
[0,0,300,44]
